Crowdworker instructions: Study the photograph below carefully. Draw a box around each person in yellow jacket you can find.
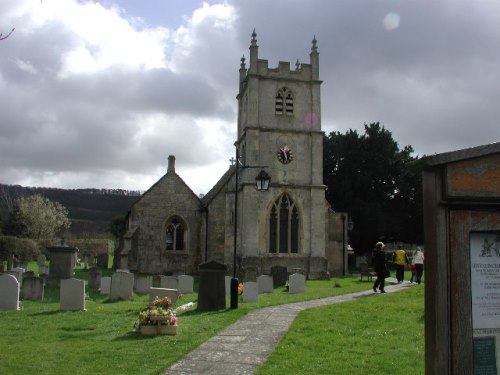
[392,246,409,283]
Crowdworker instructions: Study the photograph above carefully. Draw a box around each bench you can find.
[359,263,376,281]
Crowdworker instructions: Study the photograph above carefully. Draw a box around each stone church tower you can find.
[120,32,344,279]
[232,31,328,278]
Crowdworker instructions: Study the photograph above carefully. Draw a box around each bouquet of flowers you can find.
[133,296,177,330]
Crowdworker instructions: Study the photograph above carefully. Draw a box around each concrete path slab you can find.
[162,281,415,375]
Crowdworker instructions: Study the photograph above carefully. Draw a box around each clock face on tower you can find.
[277,145,294,164]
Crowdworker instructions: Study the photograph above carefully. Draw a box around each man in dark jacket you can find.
[372,241,387,293]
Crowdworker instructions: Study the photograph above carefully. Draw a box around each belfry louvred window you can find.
[269,193,299,253]
[275,87,293,116]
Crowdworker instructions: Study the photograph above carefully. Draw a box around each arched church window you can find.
[165,216,185,251]
[269,193,299,253]
[275,87,294,116]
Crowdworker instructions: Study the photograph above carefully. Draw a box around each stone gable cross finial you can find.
[311,35,318,51]
[251,28,257,46]
[295,59,301,70]
[240,55,246,69]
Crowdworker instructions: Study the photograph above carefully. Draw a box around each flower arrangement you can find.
[133,296,178,331]
[238,283,244,295]
[152,296,171,309]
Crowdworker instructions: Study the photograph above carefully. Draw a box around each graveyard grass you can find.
[0,268,423,375]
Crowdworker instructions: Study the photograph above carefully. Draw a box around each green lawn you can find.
[0,269,423,375]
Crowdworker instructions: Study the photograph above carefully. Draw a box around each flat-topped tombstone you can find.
[149,287,179,306]
[257,275,273,294]
[197,260,226,312]
[225,275,231,296]
[0,274,20,310]
[288,273,306,294]
[22,276,44,301]
[88,268,102,289]
[23,271,35,278]
[134,275,152,294]
[271,266,288,287]
[177,275,194,294]
[110,271,134,301]
[100,277,111,295]
[160,276,178,290]
[46,242,78,287]
[242,281,258,302]
[60,278,85,311]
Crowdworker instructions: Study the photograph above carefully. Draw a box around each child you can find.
[409,253,417,283]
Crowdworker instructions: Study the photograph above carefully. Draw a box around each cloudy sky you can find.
[1,0,499,195]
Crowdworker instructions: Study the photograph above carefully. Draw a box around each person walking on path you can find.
[412,248,425,284]
[372,241,388,293]
[392,246,409,283]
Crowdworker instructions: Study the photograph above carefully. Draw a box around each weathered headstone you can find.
[23,271,35,278]
[197,260,226,311]
[225,275,231,296]
[22,276,44,301]
[134,275,152,294]
[271,266,288,287]
[152,275,162,287]
[178,275,194,294]
[149,287,179,306]
[100,276,111,295]
[242,281,258,302]
[160,276,178,290]
[38,265,49,276]
[288,273,306,294]
[257,275,273,294]
[0,274,20,310]
[109,271,134,301]
[60,278,86,311]
[88,267,102,289]
[10,267,25,285]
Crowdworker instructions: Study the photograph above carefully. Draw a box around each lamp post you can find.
[230,147,270,309]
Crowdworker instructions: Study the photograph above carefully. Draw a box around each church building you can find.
[119,32,346,280]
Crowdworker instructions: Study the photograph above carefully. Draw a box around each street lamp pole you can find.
[230,148,270,309]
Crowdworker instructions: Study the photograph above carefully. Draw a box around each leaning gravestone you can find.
[0,274,20,310]
[149,287,179,306]
[242,281,258,302]
[60,278,85,311]
[178,275,194,294]
[197,260,226,312]
[257,275,274,294]
[134,275,152,294]
[22,276,44,301]
[109,271,134,301]
[160,276,178,290]
[100,277,111,295]
[88,268,102,289]
[288,273,306,294]
[271,266,288,287]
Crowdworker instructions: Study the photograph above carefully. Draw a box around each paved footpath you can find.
[162,280,414,375]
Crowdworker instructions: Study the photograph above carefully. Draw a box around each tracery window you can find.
[165,216,185,251]
[269,193,299,253]
[275,87,294,116]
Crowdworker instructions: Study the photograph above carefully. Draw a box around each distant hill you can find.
[0,184,140,236]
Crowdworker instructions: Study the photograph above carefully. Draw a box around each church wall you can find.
[128,173,201,275]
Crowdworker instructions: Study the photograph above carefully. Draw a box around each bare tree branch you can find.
[0,28,15,41]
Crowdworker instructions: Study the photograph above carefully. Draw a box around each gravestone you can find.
[38,265,49,276]
[23,271,35,278]
[109,271,134,301]
[242,281,258,302]
[37,254,46,267]
[96,253,108,269]
[288,273,306,294]
[149,287,179,306]
[271,266,288,287]
[10,267,25,285]
[225,275,231,296]
[243,266,258,282]
[257,275,274,294]
[134,275,152,294]
[160,276,178,290]
[177,275,194,294]
[22,276,44,301]
[46,242,78,287]
[152,275,162,287]
[0,273,20,310]
[100,276,111,295]
[88,267,102,289]
[60,278,86,311]
[197,260,226,312]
